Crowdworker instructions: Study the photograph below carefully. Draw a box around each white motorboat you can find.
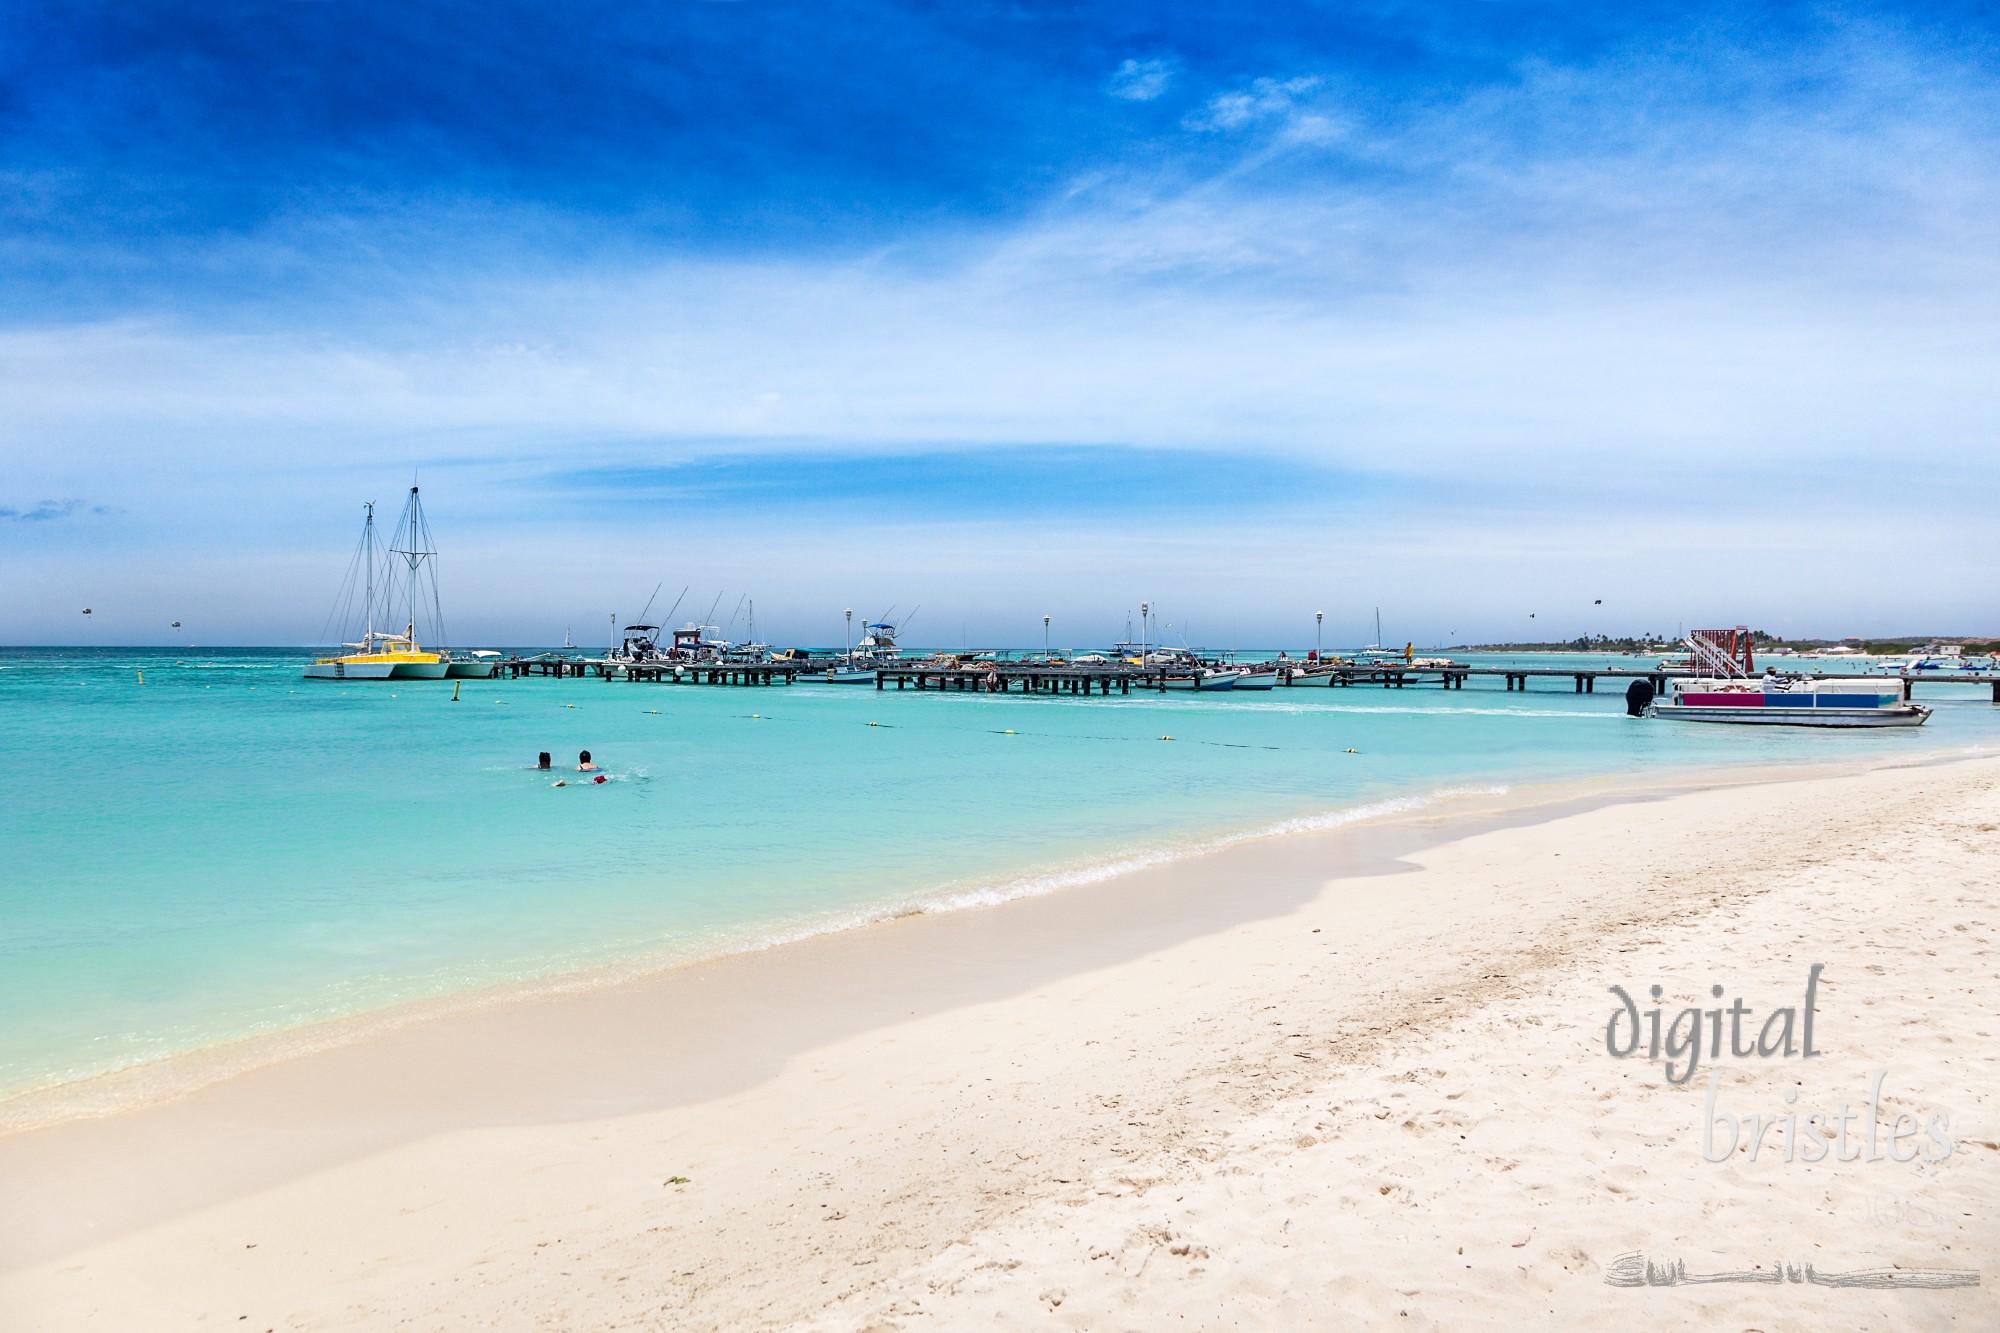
[1159,667,1239,690]
[445,650,500,678]
[1231,670,1278,690]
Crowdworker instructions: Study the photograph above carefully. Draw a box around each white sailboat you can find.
[1354,608,1405,663]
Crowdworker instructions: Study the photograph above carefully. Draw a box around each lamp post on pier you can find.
[844,608,852,663]
[1316,611,1323,657]
[1043,614,1051,659]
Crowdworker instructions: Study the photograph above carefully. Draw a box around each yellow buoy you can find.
[137,670,144,684]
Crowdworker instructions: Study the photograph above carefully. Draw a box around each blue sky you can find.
[3,2,1997,645]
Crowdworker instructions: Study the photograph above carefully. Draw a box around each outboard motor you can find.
[1625,678,1656,717]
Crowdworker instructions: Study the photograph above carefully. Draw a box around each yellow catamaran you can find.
[305,489,451,681]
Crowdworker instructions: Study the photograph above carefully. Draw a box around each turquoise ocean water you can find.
[3,646,1995,1104]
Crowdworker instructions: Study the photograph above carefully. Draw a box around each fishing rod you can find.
[660,584,689,625]
[636,580,665,624]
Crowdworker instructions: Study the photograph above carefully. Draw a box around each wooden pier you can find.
[492,656,2000,702]
[503,655,594,679]
[607,662,799,685]
[1282,665,2000,702]
[499,657,800,685]
[878,664,1137,694]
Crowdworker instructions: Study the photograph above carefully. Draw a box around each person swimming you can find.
[537,752,551,770]
[577,750,598,772]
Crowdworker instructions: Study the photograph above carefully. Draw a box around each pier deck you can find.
[501,657,800,684]
[493,658,2000,701]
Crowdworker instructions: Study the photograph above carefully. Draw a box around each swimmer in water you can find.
[592,774,608,784]
[537,752,551,770]
[553,779,568,787]
[577,750,598,772]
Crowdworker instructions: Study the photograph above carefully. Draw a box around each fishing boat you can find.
[814,616,905,683]
[1160,667,1240,691]
[612,624,668,665]
[305,492,451,681]
[1139,645,1232,690]
[1160,671,1237,690]
[668,623,731,663]
[1231,669,1279,690]
[1284,653,1352,684]
[1646,627,1928,728]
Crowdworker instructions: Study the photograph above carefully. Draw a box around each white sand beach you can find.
[1,757,1993,1330]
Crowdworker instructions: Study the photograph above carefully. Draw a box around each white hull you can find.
[1197,673,1240,691]
[1232,671,1278,691]
[303,661,397,680]
[444,661,497,678]
[1286,670,1337,685]
[1650,704,1929,728]
[817,668,878,684]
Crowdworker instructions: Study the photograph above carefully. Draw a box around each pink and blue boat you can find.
[1651,676,1929,727]
[1646,627,1930,728]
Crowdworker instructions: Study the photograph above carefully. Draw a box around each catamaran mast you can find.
[363,501,376,651]
[408,486,419,642]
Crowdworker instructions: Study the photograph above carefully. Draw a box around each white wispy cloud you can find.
[1182,75,1321,131]
[1106,57,1175,102]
